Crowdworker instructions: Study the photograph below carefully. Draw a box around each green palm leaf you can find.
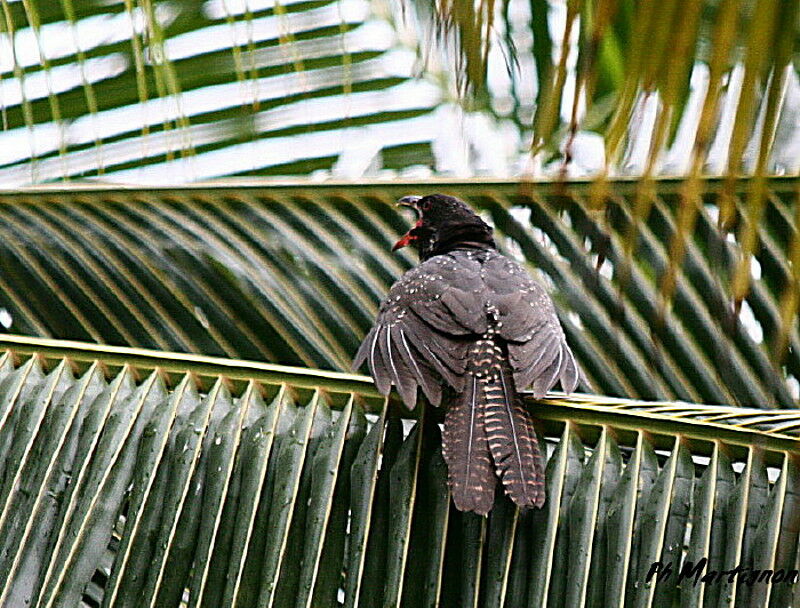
[0,335,799,607]
[427,0,800,174]
[0,0,441,182]
[0,180,796,407]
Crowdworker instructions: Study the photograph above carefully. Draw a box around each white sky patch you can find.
[168,0,369,61]
[237,21,395,70]
[397,164,433,178]
[429,104,470,176]
[750,256,761,281]
[0,308,11,329]
[738,300,763,344]
[706,63,745,173]
[558,131,604,177]
[0,53,127,110]
[597,256,613,280]
[509,206,532,226]
[567,310,583,329]
[620,90,659,175]
[787,375,799,401]
[742,69,785,173]
[204,0,310,20]
[771,69,800,174]
[766,466,781,484]
[0,7,173,73]
[663,64,709,175]
[485,31,513,113]
[95,111,444,183]
[331,140,382,178]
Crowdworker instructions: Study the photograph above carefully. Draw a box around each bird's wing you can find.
[353,254,486,408]
[484,255,581,397]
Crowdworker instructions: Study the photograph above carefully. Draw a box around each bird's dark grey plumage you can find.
[354,194,580,514]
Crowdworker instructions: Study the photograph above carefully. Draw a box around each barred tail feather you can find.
[483,364,545,509]
[442,375,495,515]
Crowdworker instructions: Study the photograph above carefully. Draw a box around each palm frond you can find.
[0,335,799,607]
[421,0,800,177]
[0,179,796,407]
[0,0,442,183]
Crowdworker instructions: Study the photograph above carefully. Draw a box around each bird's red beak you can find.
[393,195,423,251]
[392,231,416,251]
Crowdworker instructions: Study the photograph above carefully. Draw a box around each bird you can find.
[353,194,580,515]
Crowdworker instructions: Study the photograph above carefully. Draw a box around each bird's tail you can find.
[442,373,496,515]
[482,358,545,509]
[442,338,545,514]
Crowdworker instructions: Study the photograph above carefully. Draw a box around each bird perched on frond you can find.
[353,194,580,515]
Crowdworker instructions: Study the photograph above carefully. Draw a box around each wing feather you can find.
[352,325,374,371]
[367,326,393,395]
[378,324,419,406]
[559,345,581,393]
[532,345,563,398]
[400,317,466,391]
[511,332,560,390]
[392,326,442,406]
[439,288,486,333]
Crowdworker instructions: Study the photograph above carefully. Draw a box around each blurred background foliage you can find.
[0,0,447,184]
[0,0,797,183]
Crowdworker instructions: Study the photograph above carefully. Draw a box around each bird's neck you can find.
[425,236,495,260]
[421,222,496,260]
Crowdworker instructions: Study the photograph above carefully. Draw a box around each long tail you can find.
[442,374,495,515]
[477,337,545,509]
[443,338,546,514]
[483,372,545,508]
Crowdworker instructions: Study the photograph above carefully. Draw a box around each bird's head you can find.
[392,194,496,261]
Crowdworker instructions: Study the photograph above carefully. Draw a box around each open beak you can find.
[396,195,422,217]
[392,232,417,251]
[393,195,423,251]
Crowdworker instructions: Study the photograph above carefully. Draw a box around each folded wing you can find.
[484,255,581,397]
[354,252,582,408]
[353,254,485,407]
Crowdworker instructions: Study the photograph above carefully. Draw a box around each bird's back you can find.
[354,247,579,513]
[356,249,578,399]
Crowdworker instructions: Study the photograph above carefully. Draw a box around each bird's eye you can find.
[420,199,431,211]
